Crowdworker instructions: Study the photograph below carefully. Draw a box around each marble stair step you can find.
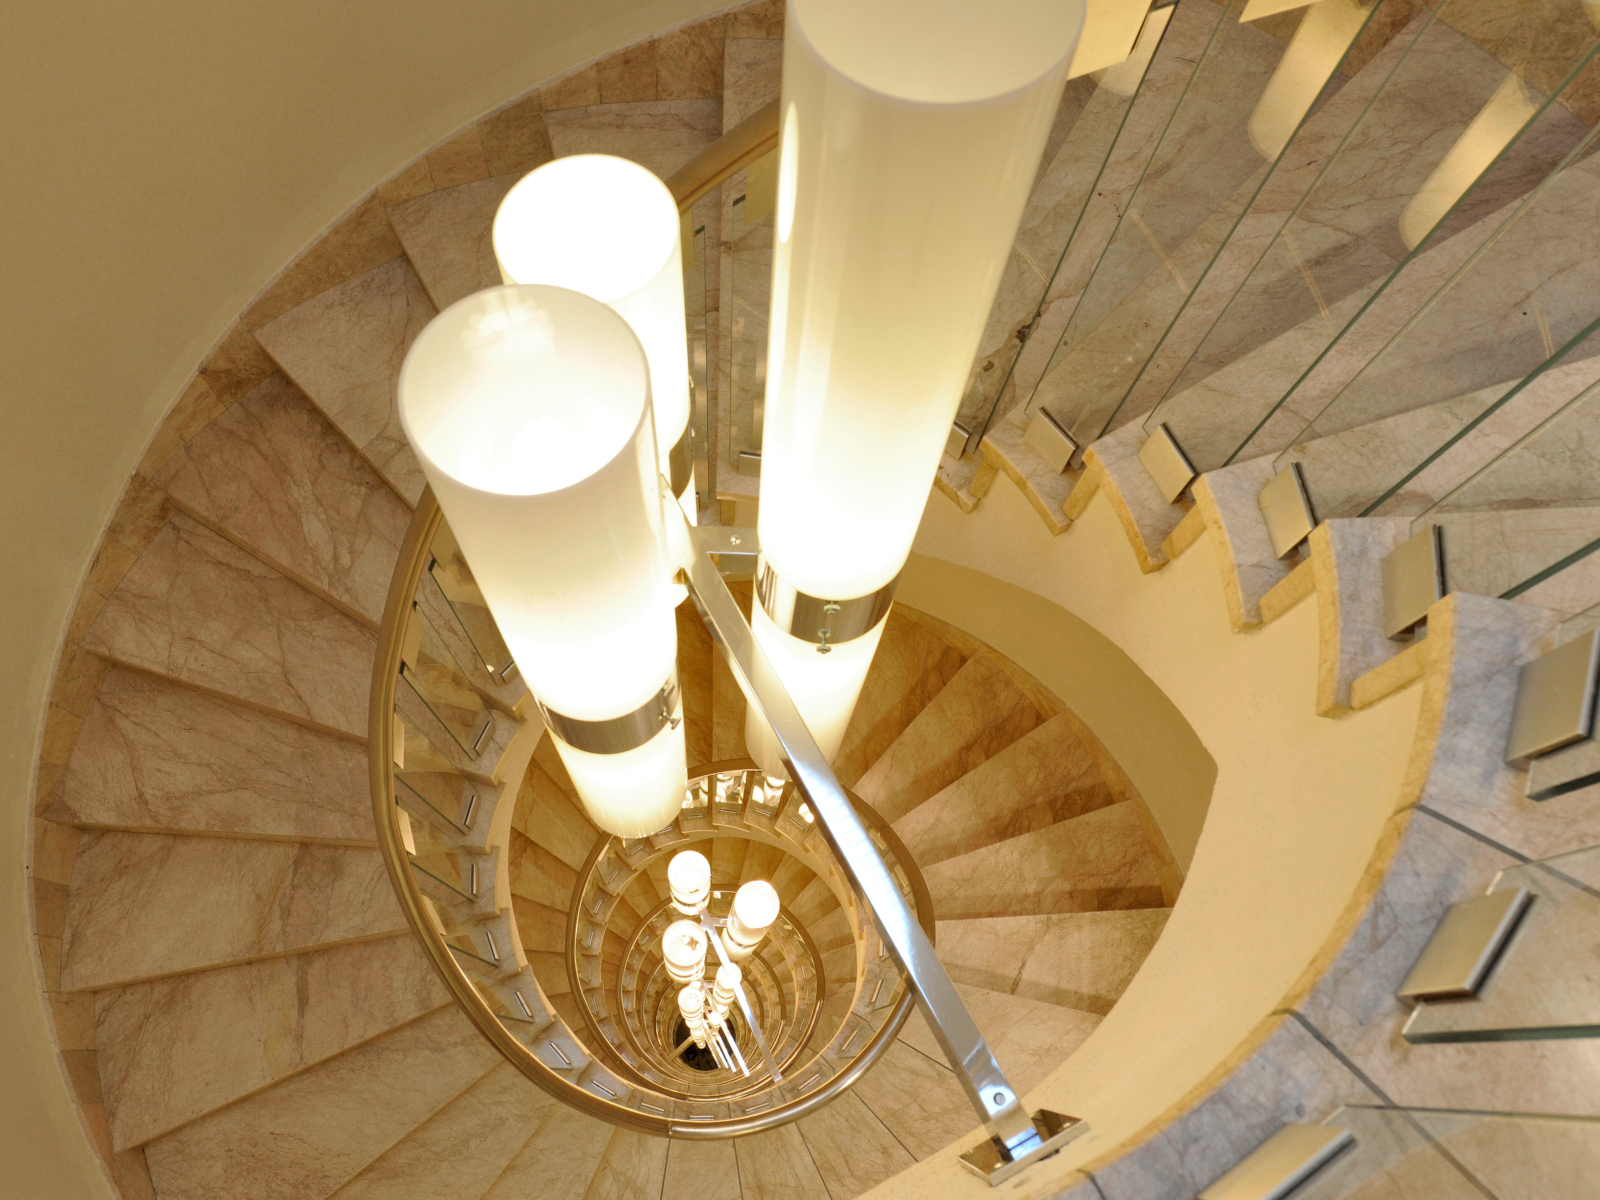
[142,1005,501,1200]
[897,981,1100,1099]
[806,906,854,955]
[850,1039,980,1161]
[853,653,1043,824]
[478,1101,616,1200]
[334,1060,556,1200]
[732,1124,832,1199]
[935,909,1173,1017]
[795,1089,916,1199]
[574,1128,671,1200]
[515,752,602,873]
[922,802,1166,920]
[891,711,1114,868]
[831,610,967,788]
[59,831,404,991]
[710,581,754,762]
[96,934,448,1151]
[253,256,437,504]
[80,512,377,740]
[788,874,841,928]
[150,371,412,626]
[51,666,374,843]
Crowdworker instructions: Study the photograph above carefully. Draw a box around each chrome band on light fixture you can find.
[755,557,898,650]
[669,424,694,496]
[534,672,682,755]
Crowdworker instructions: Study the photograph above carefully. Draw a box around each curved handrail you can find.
[373,489,935,1137]
[667,98,780,212]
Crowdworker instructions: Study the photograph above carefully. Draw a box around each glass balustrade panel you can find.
[1027,0,1401,450]
[686,209,712,517]
[402,600,494,759]
[1271,121,1600,519]
[1289,1106,1600,1198]
[1403,844,1600,1043]
[1143,0,1600,473]
[1363,334,1600,609]
[960,1,1181,448]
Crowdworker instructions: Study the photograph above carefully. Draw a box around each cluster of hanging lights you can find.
[396,0,1079,840]
[658,850,781,1072]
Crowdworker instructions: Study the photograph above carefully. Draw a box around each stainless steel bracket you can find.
[680,520,1055,1180]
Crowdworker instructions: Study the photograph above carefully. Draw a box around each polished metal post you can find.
[682,524,1053,1165]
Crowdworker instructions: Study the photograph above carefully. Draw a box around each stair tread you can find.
[922,802,1165,920]
[733,1123,830,1199]
[849,1039,978,1161]
[254,256,436,504]
[935,909,1172,1017]
[335,1060,556,1200]
[479,1102,615,1200]
[663,1140,740,1200]
[142,1006,500,1200]
[831,611,967,788]
[386,173,520,313]
[52,666,373,842]
[80,513,377,738]
[60,831,403,991]
[677,602,717,768]
[796,1089,916,1199]
[151,371,411,624]
[515,752,601,872]
[854,652,1042,824]
[581,1128,672,1200]
[97,934,446,1151]
[892,711,1113,867]
[897,982,1100,1100]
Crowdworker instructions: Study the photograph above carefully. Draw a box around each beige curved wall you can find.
[899,553,1216,872]
[1,3,725,1193]
[872,474,1424,1195]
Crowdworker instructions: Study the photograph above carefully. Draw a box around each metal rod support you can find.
[682,524,1041,1159]
[706,924,783,1083]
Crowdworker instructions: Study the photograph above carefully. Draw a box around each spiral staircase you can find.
[28,1,1600,1197]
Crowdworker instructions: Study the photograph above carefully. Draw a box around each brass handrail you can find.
[667,98,780,212]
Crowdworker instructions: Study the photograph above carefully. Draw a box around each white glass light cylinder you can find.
[749,0,1082,772]
[725,879,780,960]
[396,285,685,838]
[711,962,741,1022]
[493,155,694,515]
[678,982,709,1046]
[668,850,711,914]
[662,918,709,983]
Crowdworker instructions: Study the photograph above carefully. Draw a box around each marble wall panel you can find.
[922,803,1165,920]
[80,514,376,738]
[723,38,782,131]
[936,909,1172,1016]
[96,934,446,1149]
[152,372,411,623]
[480,1103,616,1200]
[386,174,519,313]
[656,16,726,102]
[728,0,784,40]
[663,1138,741,1200]
[60,832,402,990]
[678,602,716,767]
[336,1061,554,1200]
[508,827,579,911]
[254,257,436,503]
[142,1006,500,1200]
[733,1122,830,1199]
[544,99,722,179]
[54,667,372,841]
[892,713,1110,866]
[853,654,1042,823]
[513,750,600,870]
[851,1040,979,1161]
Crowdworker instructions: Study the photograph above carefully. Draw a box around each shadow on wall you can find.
[899,552,1216,873]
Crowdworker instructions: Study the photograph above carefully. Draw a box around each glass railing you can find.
[1135,0,1600,472]
[1021,0,1397,449]
[1401,843,1599,1044]
[958,0,1182,449]
[1289,1106,1600,1197]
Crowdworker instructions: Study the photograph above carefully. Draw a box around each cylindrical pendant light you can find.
[663,918,709,983]
[724,879,780,961]
[746,0,1083,773]
[493,154,695,518]
[668,849,711,915]
[397,285,686,838]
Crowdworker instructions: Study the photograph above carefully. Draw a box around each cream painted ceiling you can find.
[0,2,723,1194]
